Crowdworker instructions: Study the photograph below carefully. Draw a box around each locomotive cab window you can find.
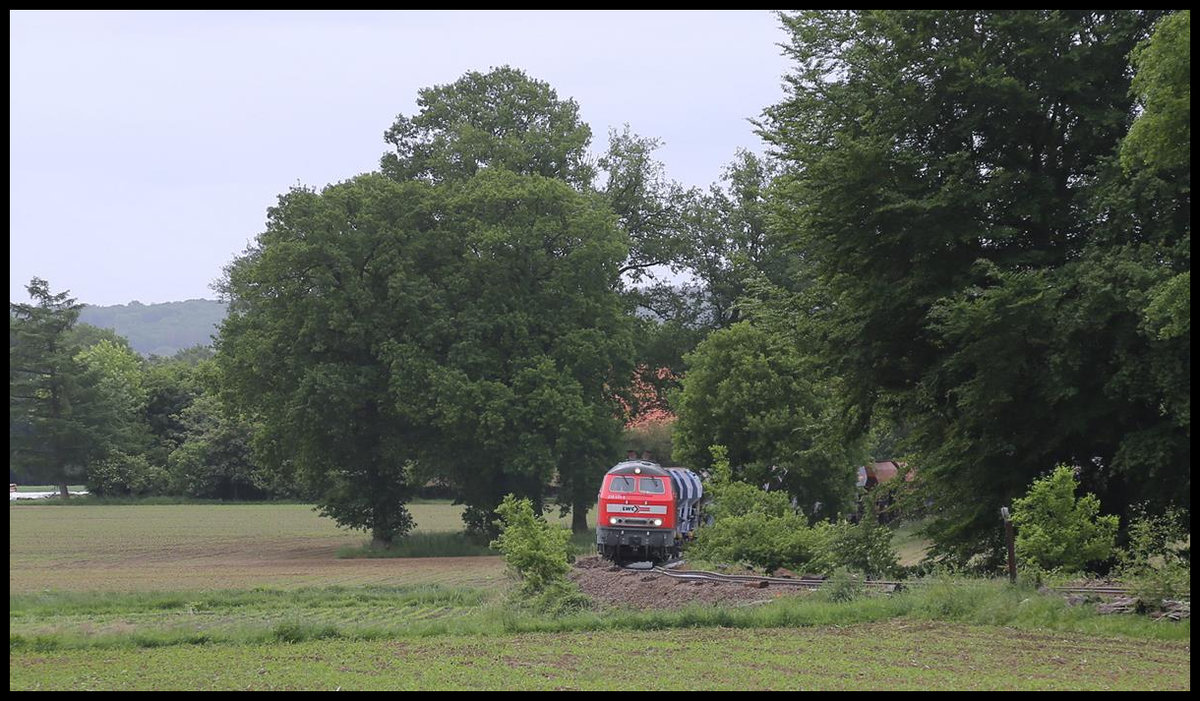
[609,476,637,493]
[638,477,665,494]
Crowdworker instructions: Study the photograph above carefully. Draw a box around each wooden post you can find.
[1001,506,1016,583]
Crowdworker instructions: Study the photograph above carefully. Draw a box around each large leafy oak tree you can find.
[219,67,634,542]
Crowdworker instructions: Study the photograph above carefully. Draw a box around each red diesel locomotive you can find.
[595,458,704,564]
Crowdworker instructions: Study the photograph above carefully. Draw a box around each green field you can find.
[9,502,591,592]
[10,622,1190,691]
[8,503,1191,690]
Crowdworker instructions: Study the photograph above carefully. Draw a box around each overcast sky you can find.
[11,10,793,306]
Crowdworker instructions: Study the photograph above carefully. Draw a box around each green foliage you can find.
[337,532,498,559]
[217,174,441,545]
[381,167,631,536]
[620,418,675,466]
[598,126,695,285]
[1121,10,1190,173]
[690,510,824,574]
[87,451,168,497]
[677,150,792,328]
[1010,465,1119,574]
[693,449,899,577]
[74,339,153,482]
[138,357,207,471]
[1116,505,1191,609]
[761,10,1188,565]
[672,321,853,515]
[220,67,643,540]
[812,514,903,580]
[490,494,589,614]
[704,480,793,522]
[818,568,867,603]
[490,494,573,593]
[709,443,733,485]
[691,443,812,572]
[525,577,593,617]
[381,65,595,189]
[166,393,265,500]
[11,278,133,494]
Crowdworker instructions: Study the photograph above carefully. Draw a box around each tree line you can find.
[11,10,1188,568]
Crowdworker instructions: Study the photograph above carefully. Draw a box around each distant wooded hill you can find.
[79,299,227,358]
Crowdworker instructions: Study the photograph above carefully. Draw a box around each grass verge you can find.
[10,576,1187,654]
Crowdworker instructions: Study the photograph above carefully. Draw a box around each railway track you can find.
[624,563,906,591]
[624,563,1162,599]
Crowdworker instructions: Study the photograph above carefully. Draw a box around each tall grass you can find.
[11,575,1187,653]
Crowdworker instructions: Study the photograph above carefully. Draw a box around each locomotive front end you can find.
[596,460,679,564]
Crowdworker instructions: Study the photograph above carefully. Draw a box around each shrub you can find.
[819,568,866,603]
[690,444,901,577]
[86,452,168,497]
[811,514,902,579]
[1116,504,1190,609]
[490,494,590,615]
[1010,465,1119,574]
[690,511,823,574]
[491,494,574,593]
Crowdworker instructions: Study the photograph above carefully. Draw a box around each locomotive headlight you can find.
[609,517,618,525]
[653,519,662,526]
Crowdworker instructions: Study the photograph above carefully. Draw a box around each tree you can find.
[217,175,435,546]
[10,279,121,497]
[375,68,638,535]
[218,158,633,541]
[671,319,854,518]
[760,10,1184,566]
[490,493,590,615]
[677,150,790,330]
[167,392,263,500]
[74,338,156,496]
[382,169,633,536]
[597,125,694,284]
[381,65,595,189]
[140,356,207,470]
[619,149,794,395]
[1121,10,1190,174]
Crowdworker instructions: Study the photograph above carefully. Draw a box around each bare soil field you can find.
[570,555,800,610]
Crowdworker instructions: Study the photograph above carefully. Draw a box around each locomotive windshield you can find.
[638,477,665,494]
[609,476,637,493]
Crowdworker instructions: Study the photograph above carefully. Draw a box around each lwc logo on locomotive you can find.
[595,456,703,565]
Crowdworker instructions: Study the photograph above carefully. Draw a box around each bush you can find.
[527,578,592,617]
[490,494,590,615]
[1010,465,1119,574]
[87,452,168,497]
[818,568,866,603]
[690,511,824,574]
[690,445,901,577]
[1117,504,1190,609]
[491,495,573,593]
[811,514,902,579]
